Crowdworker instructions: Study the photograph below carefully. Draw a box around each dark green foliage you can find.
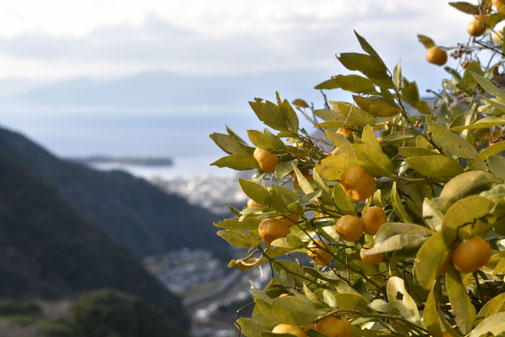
[0,299,41,316]
[0,155,189,332]
[39,319,77,337]
[0,127,228,257]
[70,289,190,337]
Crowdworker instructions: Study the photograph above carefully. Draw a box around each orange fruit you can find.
[468,17,486,36]
[272,323,307,337]
[247,199,264,208]
[337,127,352,138]
[335,215,364,242]
[314,316,352,337]
[452,238,492,274]
[340,167,375,202]
[258,218,290,243]
[361,206,387,235]
[307,239,333,265]
[360,243,383,265]
[253,148,279,173]
[442,332,454,337]
[494,0,504,11]
[426,46,447,66]
[276,213,299,227]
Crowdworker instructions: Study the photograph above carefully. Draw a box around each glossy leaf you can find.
[239,179,271,205]
[448,1,480,14]
[446,264,476,334]
[315,154,358,180]
[489,155,505,181]
[391,182,413,223]
[426,115,477,158]
[417,34,435,48]
[353,143,393,177]
[362,222,432,255]
[315,74,375,93]
[450,116,505,131]
[353,96,402,117]
[271,296,321,325]
[413,231,450,290]
[406,155,463,178]
[479,140,505,161]
[210,132,254,155]
[211,154,259,170]
[424,284,443,337]
[472,72,505,101]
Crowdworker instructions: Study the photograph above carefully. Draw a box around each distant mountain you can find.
[68,155,173,167]
[0,153,189,334]
[0,70,327,108]
[0,126,228,257]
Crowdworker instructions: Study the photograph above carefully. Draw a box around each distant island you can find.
[68,155,174,167]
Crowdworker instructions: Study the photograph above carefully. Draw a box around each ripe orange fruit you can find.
[468,17,486,36]
[272,323,307,337]
[258,218,290,243]
[425,46,447,66]
[247,199,264,208]
[253,148,279,173]
[314,316,352,337]
[442,332,454,337]
[307,239,333,265]
[337,127,352,138]
[335,215,364,242]
[452,238,492,274]
[494,0,504,11]
[340,167,375,202]
[360,243,383,265]
[361,206,387,235]
[276,213,299,227]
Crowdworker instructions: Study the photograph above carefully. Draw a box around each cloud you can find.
[0,0,476,95]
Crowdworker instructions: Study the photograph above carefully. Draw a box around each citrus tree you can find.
[210,1,505,336]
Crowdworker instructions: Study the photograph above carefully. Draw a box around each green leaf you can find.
[386,277,421,324]
[393,60,402,92]
[332,184,357,215]
[214,217,259,230]
[353,143,394,177]
[315,75,376,93]
[469,312,505,337]
[446,264,476,334]
[277,92,299,132]
[406,155,463,178]
[399,147,438,157]
[440,170,501,202]
[413,231,450,290]
[422,198,445,231]
[271,296,321,325]
[424,284,443,337]
[354,31,386,67]
[417,34,435,49]
[449,1,480,14]
[211,154,259,170]
[472,72,505,101]
[479,140,505,161]
[426,115,477,158]
[402,79,420,106]
[391,182,413,223]
[226,125,248,145]
[362,222,432,255]
[460,62,483,91]
[235,318,268,337]
[270,185,289,214]
[450,116,505,131]
[476,293,505,325]
[248,130,274,150]
[352,96,402,117]
[361,124,381,150]
[292,163,314,194]
[313,108,345,122]
[489,155,505,181]
[249,98,289,131]
[442,195,494,242]
[239,179,271,205]
[217,229,254,248]
[329,101,377,127]
[315,154,358,180]
[325,130,354,156]
[336,53,392,88]
[209,132,253,155]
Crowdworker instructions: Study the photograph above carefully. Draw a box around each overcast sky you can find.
[0,1,485,160]
[0,1,471,85]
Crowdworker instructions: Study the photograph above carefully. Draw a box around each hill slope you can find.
[0,153,189,332]
[0,126,226,257]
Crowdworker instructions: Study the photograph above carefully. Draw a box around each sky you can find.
[0,0,479,162]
